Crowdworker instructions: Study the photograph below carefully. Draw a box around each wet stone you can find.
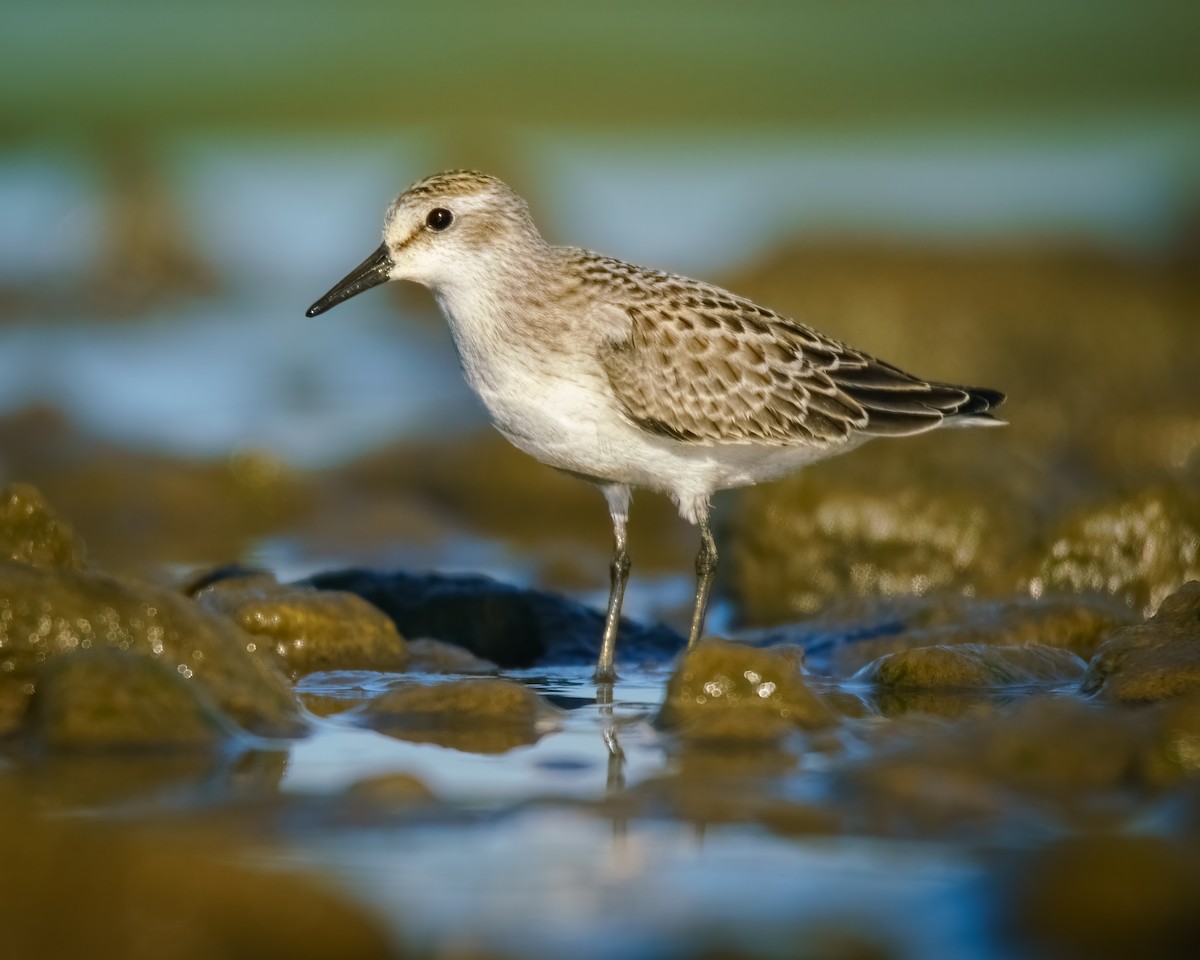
[23,648,235,751]
[657,639,837,740]
[1082,580,1200,703]
[196,573,408,678]
[306,567,683,668]
[855,642,1086,688]
[363,678,558,754]
[404,637,498,674]
[0,483,86,571]
[0,560,305,738]
[791,593,1134,676]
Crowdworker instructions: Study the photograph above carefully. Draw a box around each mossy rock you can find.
[855,642,1086,688]
[0,560,304,738]
[24,649,235,750]
[196,573,408,678]
[0,483,86,571]
[1082,580,1200,703]
[657,639,837,739]
[363,678,557,754]
[1032,484,1200,618]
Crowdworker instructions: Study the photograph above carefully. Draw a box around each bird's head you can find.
[306,170,543,318]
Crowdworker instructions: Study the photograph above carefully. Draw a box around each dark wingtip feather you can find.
[958,386,1006,418]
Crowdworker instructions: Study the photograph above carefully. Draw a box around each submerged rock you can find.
[343,772,437,808]
[1082,580,1200,703]
[855,643,1086,688]
[195,572,408,678]
[0,482,86,571]
[657,639,837,739]
[23,649,235,751]
[306,568,683,668]
[0,560,305,738]
[363,678,558,754]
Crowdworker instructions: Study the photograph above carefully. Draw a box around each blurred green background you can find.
[4,1,1198,135]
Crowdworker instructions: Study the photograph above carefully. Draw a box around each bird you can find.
[306,170,1005,683]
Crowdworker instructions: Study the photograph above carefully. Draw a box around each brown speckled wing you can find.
[600,292,1000,446]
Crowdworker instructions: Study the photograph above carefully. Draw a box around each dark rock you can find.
[196,573,408,678]
[657,639,837,740]
[0,560,305,738]
[0,483,86,570]
[1082,580,1200,702]
[306,568,683,668]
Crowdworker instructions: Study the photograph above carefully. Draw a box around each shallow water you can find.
[278,667,998,960]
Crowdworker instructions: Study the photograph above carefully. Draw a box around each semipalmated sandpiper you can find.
[307,170,1005,683]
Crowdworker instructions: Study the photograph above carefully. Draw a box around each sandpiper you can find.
[307,170,1005,682]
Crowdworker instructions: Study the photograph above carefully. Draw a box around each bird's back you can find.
[558,249,1004,449]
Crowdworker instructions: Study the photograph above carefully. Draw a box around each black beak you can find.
[305,243,394,318]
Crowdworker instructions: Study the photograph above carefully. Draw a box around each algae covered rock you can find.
[196,573,408,677]
[22,649,236,750]
[0,483,87,570]
[363,678,558,753]
[729,484,999,625]
[657,639,837,739]
[790,592,1132,677]
[855,643,1086,688]
[0,560,304,737]
[1032,484,1200,618]
[724,433,1026,628]
[1082,580,1200,703]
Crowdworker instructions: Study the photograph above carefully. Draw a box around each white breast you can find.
[433,282,858,519]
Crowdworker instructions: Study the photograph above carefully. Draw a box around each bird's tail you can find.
[947,385,1006,426]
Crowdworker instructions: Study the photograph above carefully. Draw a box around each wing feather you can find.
[598,292,1003,446]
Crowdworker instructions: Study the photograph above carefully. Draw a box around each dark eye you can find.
[426,208,453,231]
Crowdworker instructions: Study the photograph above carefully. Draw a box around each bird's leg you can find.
[595,485,631,684]
[687,517,718,650]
